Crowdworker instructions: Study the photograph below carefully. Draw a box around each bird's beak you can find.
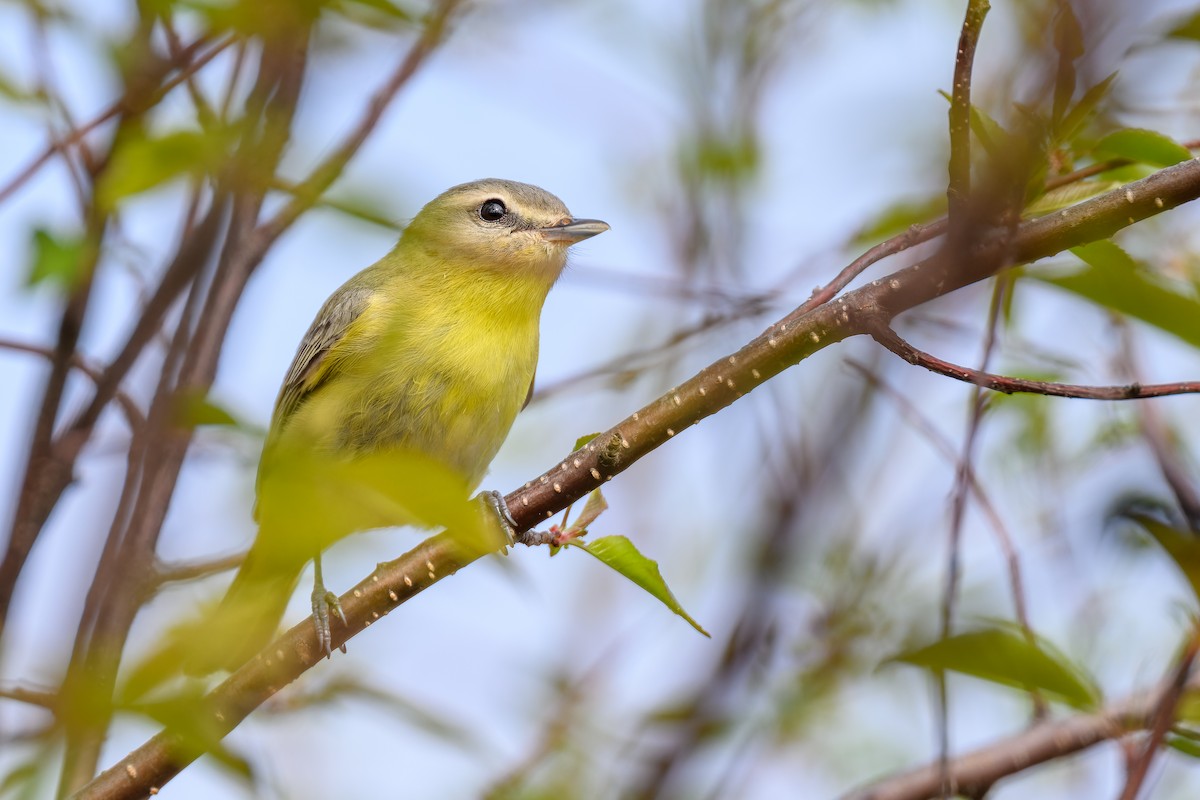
[540,218,610,244]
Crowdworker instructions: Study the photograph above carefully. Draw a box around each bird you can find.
[187,179,608,673]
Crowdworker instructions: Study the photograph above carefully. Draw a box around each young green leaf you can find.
[891,624,1100,709]
[26,228,87,289]
[1025,180,1120,215]
[1035,241,1200,349]
[1123,513,1200,605]
[174,391,240,429]
[571,535,709,637]
[1057,72,1116,144]
[97,127,233,210]
[574,432,601,451]
[1093,128,1192,167]
[1167,734,1200,760]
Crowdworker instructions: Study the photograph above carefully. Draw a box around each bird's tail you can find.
[183,545,303,676]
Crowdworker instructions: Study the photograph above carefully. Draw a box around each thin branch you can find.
[0,685,58,711]
[0,337,143,428]
[1116,324,1200,530]
[947,0,989,223]
[0,34,233,207]
[252,0,463,248]
[144,552,245,594]
[843,677,1196,800]
[1118,626,1200,800]
[847,361,1031,640]
[870,326,1200,401]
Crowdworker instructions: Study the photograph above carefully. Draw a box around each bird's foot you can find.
[483,490,519,545]
[311,585,348,659]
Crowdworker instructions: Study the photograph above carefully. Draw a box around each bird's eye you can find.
[479,199,507,222]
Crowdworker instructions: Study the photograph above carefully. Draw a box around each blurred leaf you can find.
[570,536,709,637]
[257,443,487,562]
[936,90,1012,160]
[1123,513,1200,604]
[891,623,1100,709]
[1051,1,1083,122]
[132,692,253,779]
[1093,128,1192,167]
[0,71,46,106]
[683,132,759,183]
[1057,72,1117,144]
[1167,731,1200,759]
[1167,11,1200,41]
[97,126,234,210]
[331,0,416,28]
[26,228,87,288]
[174,391,240,428]
[275,677,481,749]
[1026,180,1120,215]
[0,761,40,800]
[852,195,945,246]
[1035,241,1200,348]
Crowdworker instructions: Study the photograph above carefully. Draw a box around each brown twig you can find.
[1118,626,1200,800]
[870,326,1200,401]
[0,337,143,428]
[843,676,1196,800]
[947,0,990,223]
[847,361,1031,640]
[0,34,233,207]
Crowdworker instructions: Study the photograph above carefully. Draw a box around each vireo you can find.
[190,179,607,673]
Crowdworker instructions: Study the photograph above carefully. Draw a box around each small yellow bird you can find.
[191,179,607,672]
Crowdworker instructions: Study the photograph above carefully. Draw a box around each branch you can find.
[843,678,1192,800]
[871,326,1200,400]
[0,34,233,206]
[77,157,1200,800]
[947,0,990,221]
[0,337,143,428]
[1118,626,1200,800]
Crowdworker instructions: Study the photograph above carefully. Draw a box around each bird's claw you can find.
[312,587,347,659]
[484,490,518,545]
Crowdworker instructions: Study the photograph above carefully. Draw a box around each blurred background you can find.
[2,0,1200,797]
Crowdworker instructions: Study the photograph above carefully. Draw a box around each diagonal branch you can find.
[842,676,1196,800]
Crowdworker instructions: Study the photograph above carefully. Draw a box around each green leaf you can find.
[1167,734,1200,760]
[1034,241,1200,349]
[571,535,709,637]
[1057,72,1117,143]
[1026,180,1121,215]
[1093,128,1192,167]
[574,432,600,451]
[97,127,233,210]
[891,623,1100,709]
[936,89,1011,160]
[1167,11,1200,41]
[174,391,240,428]
[1123,513,1200,604]
[26,228,87,288]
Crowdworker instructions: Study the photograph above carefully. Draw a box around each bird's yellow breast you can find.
[278,267,547,489]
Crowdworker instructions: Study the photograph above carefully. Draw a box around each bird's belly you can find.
[287,355,531,490]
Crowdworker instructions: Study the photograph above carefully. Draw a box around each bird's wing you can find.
[271,281,377,433]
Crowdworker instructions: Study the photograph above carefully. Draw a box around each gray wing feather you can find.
[270,282,376,434]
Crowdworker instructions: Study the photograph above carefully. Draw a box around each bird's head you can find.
[402,178,608,281]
